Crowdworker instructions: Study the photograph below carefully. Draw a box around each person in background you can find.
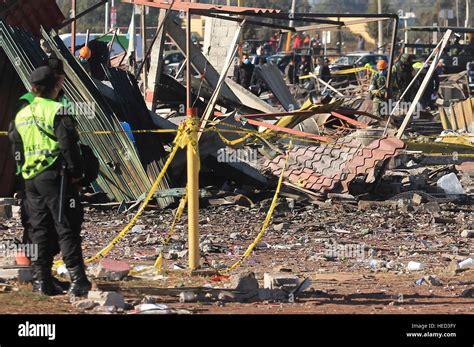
[357,35,366,51]
[250,57,268,96]
[298,55,311,80]
[319,57,331,83]
[235,53,255,89]
[269,32,279,53]
[370,59,388,117]
[293,33,303,51]
[392,53,414,101]
[303,32,311,47]
[78,46,91,75]
[416,64,439,111]
[263,40,273,56]
[311,34,322,57]
[286,56,297,85]
[436,59,445,75]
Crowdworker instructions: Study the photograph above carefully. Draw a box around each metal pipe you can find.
[141,5,147,91]
[466,0,471,28]
[186,10,200,270]
[71,0,76,55]
[386,16,398,98]
[378,0,383,53]
[105,0,110,33]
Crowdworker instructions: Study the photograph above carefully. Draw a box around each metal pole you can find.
[404,18,408,54]
[386,17,398,98]
[105,0,109,33]
[186,10,200,270]
[456,0,460,27]
[377,0,383,53]
[286,0,296,52]
[141,5,147,92]
[466,0,470,28]
[71,0,76,55]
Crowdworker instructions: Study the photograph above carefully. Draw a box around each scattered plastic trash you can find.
[134,303,169,313]
[407,261,425,271]
[436,173,465,195]
[56,264,68,275]
[459,258,474,269]
[131,225,142,233]
[415,275,442,286]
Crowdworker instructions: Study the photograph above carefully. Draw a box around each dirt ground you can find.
[1,197,474,314]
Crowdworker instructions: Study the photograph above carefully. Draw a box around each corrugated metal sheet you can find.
[0,0,64,37]
[122,0,281,14]
[439,98,474,133]
[0,20,172,205]
[259,63,299,112]
[263,137,405,195]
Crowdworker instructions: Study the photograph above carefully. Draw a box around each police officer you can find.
[392,53,414,101]
[10,58,70,293]
[370,60,388,118]
[9,66,91,297]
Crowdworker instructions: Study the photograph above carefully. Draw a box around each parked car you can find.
[267,53,312,74]
[331,52,389,72]
[162,51,185,77]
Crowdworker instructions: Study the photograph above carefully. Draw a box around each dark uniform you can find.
[236,59,255,89]
[10,59,70,293]
[8,67,91,297]
[370,69,388,117]
[392,54,414,101]
[250,58,268,96]
[319,59,331,83]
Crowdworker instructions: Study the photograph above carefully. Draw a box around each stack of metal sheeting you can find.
[0,20,172,206]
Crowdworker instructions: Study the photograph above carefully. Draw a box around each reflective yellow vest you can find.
[15,97,62,180]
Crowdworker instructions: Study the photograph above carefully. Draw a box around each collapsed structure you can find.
[0,0,473,267]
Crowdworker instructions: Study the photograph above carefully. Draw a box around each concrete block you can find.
[263,273,299,290]
[231,271,259,293]
[412,193,423,205]
[73,300,99,310]
[92,259,130,281]
[0,268,32,283]
[87,290,125,309]
[461,230,474,238]
[0,205,12,219]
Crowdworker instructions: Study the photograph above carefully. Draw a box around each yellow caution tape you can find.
[332,67,367,75]
[87,129,178,135]
[129,188,189,276]
[213,126,255,146]
[154,188,188,272]
[53,124,185,268]
[218,139,293,274]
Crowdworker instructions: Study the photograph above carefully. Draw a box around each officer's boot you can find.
[31,263,63,296]
[52,276,70,292]
[67,264,91,297]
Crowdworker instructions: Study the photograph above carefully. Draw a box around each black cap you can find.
[40,57,65,75]
[30,66,57,88]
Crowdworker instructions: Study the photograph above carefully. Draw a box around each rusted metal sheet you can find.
[122,0,280,14]
[0,0,64,37]
[439,98,474,133]
[263,137,405,195]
